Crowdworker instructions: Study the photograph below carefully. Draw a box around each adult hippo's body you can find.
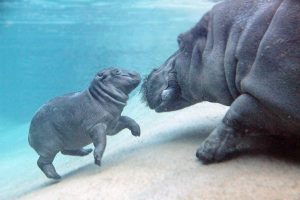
[142,0,300,163]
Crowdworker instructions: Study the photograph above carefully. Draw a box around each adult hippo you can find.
[142,0,300,163]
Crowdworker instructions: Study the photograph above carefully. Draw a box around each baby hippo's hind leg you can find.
[61,148,93,156]
[37,152,61,180]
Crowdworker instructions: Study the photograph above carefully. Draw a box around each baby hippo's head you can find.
[91,68,141,96]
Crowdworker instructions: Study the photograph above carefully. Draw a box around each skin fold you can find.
[142,0,300,163]
[29,68,141,179]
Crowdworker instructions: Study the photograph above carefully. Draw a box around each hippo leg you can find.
[108,116,140,137]
[37,153,61,179]
[196,123,241,164]
[196,94,273,163]
[89,124,107,166]
[61,148,93,156]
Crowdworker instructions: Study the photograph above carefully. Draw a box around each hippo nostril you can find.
[130,72,141,80]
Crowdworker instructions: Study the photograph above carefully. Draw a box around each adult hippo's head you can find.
[141,13,209,112]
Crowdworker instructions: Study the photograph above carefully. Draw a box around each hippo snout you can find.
[130,71,141,84]
[129,71,141,78]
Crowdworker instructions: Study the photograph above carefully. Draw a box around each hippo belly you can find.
[58,127,92,150]
[29,94,93,152]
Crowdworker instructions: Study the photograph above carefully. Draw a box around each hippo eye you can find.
[112,69,121,76]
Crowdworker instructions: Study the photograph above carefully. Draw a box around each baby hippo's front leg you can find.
[89,124,107,166]
[110,116,140,137]
[122,116,141,137]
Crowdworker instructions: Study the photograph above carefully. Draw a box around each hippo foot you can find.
[93,149,103,167]
[131,124,141,137]
[61,148,93,157]
[38,163,61,180]
[94,158,101,166]
[196,123,241,164]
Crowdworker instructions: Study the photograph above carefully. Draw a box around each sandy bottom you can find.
[19,103,300,200]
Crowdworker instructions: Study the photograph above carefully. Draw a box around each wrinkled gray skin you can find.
[29,68,141,179]
[142,0,300,164]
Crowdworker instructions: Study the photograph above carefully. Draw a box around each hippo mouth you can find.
[154,87,187,112]
[141,72,190,112]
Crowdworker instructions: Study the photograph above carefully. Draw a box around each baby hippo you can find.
[28,68,141,179]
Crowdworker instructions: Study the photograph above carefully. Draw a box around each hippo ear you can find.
[96,72,106,80]
[192,11,209,38]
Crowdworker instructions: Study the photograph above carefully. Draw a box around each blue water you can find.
[0,0,215,199]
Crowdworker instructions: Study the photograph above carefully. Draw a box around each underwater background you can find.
[0,0,216,199]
